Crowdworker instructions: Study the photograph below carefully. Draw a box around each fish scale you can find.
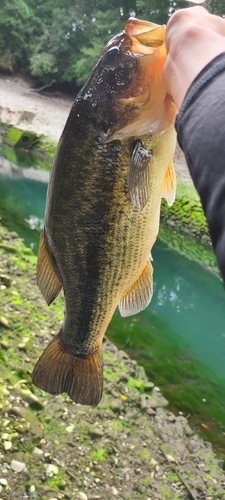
[32,18,177,405]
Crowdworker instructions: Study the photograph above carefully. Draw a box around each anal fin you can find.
[119,260,153,317]
[32,330,103,406]
[161,161,176,206]
[37,228,62,305]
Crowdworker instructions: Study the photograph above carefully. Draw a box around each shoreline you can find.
[0,225,224,499]
[1,74,225,498]
[0,73,192,183]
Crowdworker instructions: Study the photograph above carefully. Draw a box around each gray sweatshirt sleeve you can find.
[175,52,225,281]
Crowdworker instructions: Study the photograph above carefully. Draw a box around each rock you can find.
[78,493,88,500]
[17,389,44,410]
[0,274,11,287]
[1,433,9,440]
[11,460,26,472]
[165,454,177,463]
[18,336,33,352]
[110,399,121,412]
[144,381,155,392]
[8,406,26,418]
[33,447,44,456]
[45,464,59,476]
[147,408,156,416]
[0,316,9,328]
[88,427,104,439]
[0,339,9,349]
[119,372,128,382]
[150,458,158,468]
[0,478,8,486]
[139,395,158,409]
[112,486,119,496]
[3,441,12,450]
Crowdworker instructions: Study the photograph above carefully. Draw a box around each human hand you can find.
[163,6,225,109]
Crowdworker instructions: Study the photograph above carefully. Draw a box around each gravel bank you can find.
[0,226,225,500]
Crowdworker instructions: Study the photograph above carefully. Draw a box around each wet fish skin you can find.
[32,19,177,405]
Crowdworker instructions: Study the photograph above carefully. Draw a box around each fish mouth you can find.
[125,18,166,54]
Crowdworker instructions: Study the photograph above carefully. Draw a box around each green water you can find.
[1,154,225,455]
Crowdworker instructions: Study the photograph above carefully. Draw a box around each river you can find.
[1,152,225,455]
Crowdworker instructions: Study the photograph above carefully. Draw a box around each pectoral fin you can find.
[161,161,176,206]
[119,260,153,317]
[128,141,152,210]
[37,228,62,305]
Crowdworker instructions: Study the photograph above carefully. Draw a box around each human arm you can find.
[163,6,225,110]
[163,7,225,281]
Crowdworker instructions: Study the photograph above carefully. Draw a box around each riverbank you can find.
[1,73,225,499]
[0,73,211,250]
[0,225,225,500]
[0,73,191,181]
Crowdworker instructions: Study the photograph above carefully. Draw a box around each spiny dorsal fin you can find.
[119,260,153,317]
[128,141,152,210]
[32,330,103,406]
[161,161,176,206]
[37,229,62,305]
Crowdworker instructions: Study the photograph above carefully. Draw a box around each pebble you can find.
[3,441,12,451]
[0,479,8,487]
[78,493,88,500]
[144,381,154,391]
[110,399,121,412]
[88,427,104,439]
[18,336,33,352]
[166,454,176,463]
[1,433,9,441]
[45,464,59,476]
[18,389,44,410]
[11,460,26,472]
[112,487,119,496]
[0,339,9,349]
[150,458,158,467]
[0,274,11,287]
[33,447,44,456]
[0,316,9,328]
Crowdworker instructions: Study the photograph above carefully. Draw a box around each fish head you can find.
[82,18,176,143]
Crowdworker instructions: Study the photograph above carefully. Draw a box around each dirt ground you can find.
[0,73,192,183]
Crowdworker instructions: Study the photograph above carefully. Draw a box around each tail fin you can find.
[32,330,103,406]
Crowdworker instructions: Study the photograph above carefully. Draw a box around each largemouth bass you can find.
[32,18,177,405]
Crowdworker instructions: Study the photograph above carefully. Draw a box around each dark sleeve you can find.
[175,52,225,281]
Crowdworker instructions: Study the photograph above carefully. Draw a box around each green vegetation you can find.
[161,181,210,245]
[1,124,56,171]
[89,448,108,462]
[1,0,218,87]
[107,310,225,456]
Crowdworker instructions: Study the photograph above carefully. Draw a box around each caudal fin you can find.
[32,330,103,406]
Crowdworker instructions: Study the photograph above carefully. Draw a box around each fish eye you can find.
[104,46,120,66]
